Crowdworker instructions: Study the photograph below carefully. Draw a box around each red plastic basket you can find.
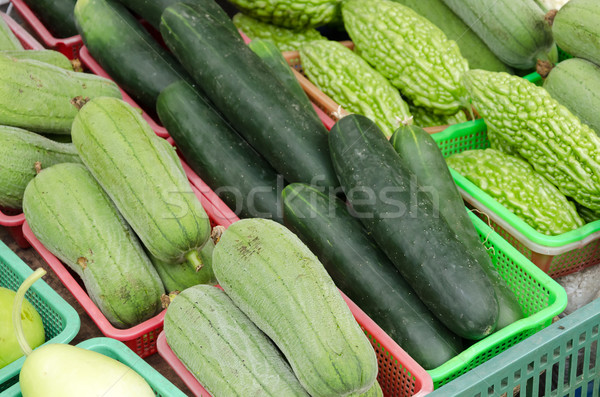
[0,12,45,249]
[78,46,169,138]
[9,0,83,60]
[22,168,239,358]
[157,288,433,397]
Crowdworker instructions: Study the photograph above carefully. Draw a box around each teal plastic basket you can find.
[432,104,600,278]
[0,240,80,392]
[428,298,600,396]
[426,214,567,388]
[2,337,187,396]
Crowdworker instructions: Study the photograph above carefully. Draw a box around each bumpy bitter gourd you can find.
[225,0,342,29]
[407,101,467,128]
[463,69,600,211]
[342,0,469,115]
[300,40,412,137]
[233,13,324,52]
[447,149,584,235]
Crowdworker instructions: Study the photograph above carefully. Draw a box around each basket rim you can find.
[432,117,600,254]
[0,239,80,387]
[426,214,568,384]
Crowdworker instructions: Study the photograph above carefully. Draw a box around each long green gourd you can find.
[447,149,584,235]
[300,39,412,138]
[22,0,78,38]
[543,58,600,136]
[71,97,211,266]
[0,126,81,209]
[1,50,74,70]
[389,0,511,73]
[150,240,217,293]
[342,0,469,116]
[0,55,121,134]
[552,0,600,67]
[164,285,310,396]
[462,69,600,212]
[224,0,342,29]
[234,13,325,52]
[390,125,523,330]
[0,16,23,50]
[22,163,164,328]
[212,218,378,396]
[440,0,554,70]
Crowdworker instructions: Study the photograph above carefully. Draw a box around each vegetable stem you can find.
[13,268,46,357]
[186,249,203,272]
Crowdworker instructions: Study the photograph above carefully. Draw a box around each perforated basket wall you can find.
[0,240,80,392]
[432,119,600,278]
[428,298,600,396]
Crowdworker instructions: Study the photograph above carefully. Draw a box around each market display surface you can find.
[1,0,600,395]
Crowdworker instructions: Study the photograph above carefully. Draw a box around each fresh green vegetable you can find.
[15,270,154,396]
[23,164,164,328]
[0,16,23,50]
[213,218,378,396]
[160,2,339,188]
[247,39,314,116]
[0,287,44,369]
[22,0,78,38]
[575,203,600,224]
[389,0,512,73]
[329,114,499,340]
[1,50,73,70]
[360,381,384,397]
[164,285,310,396]
[0,126,81,209]
[391,125,523,330]
[150,239,217,293]
[551,0,600,67]
[234,13,324,52]
[462,69,600,212]
[300,39,412,138]
[407,101,467,128]
[447,149,584,235]
[156,80,283,223]
[543,58,600,136]
[71,97,211,265]
[440,0,554,70]
[0,55,121,134]
[342,0,469,115]
[224,0,342,29]
[282,183,463,370]
[74,0,191,112]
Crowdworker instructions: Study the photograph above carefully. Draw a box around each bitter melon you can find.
[407,101,467,128]
[463,69,600,211]
[447,149,584,235]
[300,39,412,137]
[225,0,342,29]
[342,0,469,115]
[233,13,324,52]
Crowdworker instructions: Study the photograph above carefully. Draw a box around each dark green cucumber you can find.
[390,125,523,330]
[1,50,73,70]
[329,114,499,340]
[74,0,191,113]
[389,0,511,73]
[157,80,283,223]
[247,39,313,112]
[282,183,462,370]
[150,240,217,293]
[22,0,78,38]
[115,0,234,30]
[160,3,339,188]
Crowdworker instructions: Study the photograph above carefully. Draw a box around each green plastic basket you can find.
[0,240,80,392]
[427,213,567,388]
[432,113,600,278]
[428,298,600,396]
[2,337,187,396]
